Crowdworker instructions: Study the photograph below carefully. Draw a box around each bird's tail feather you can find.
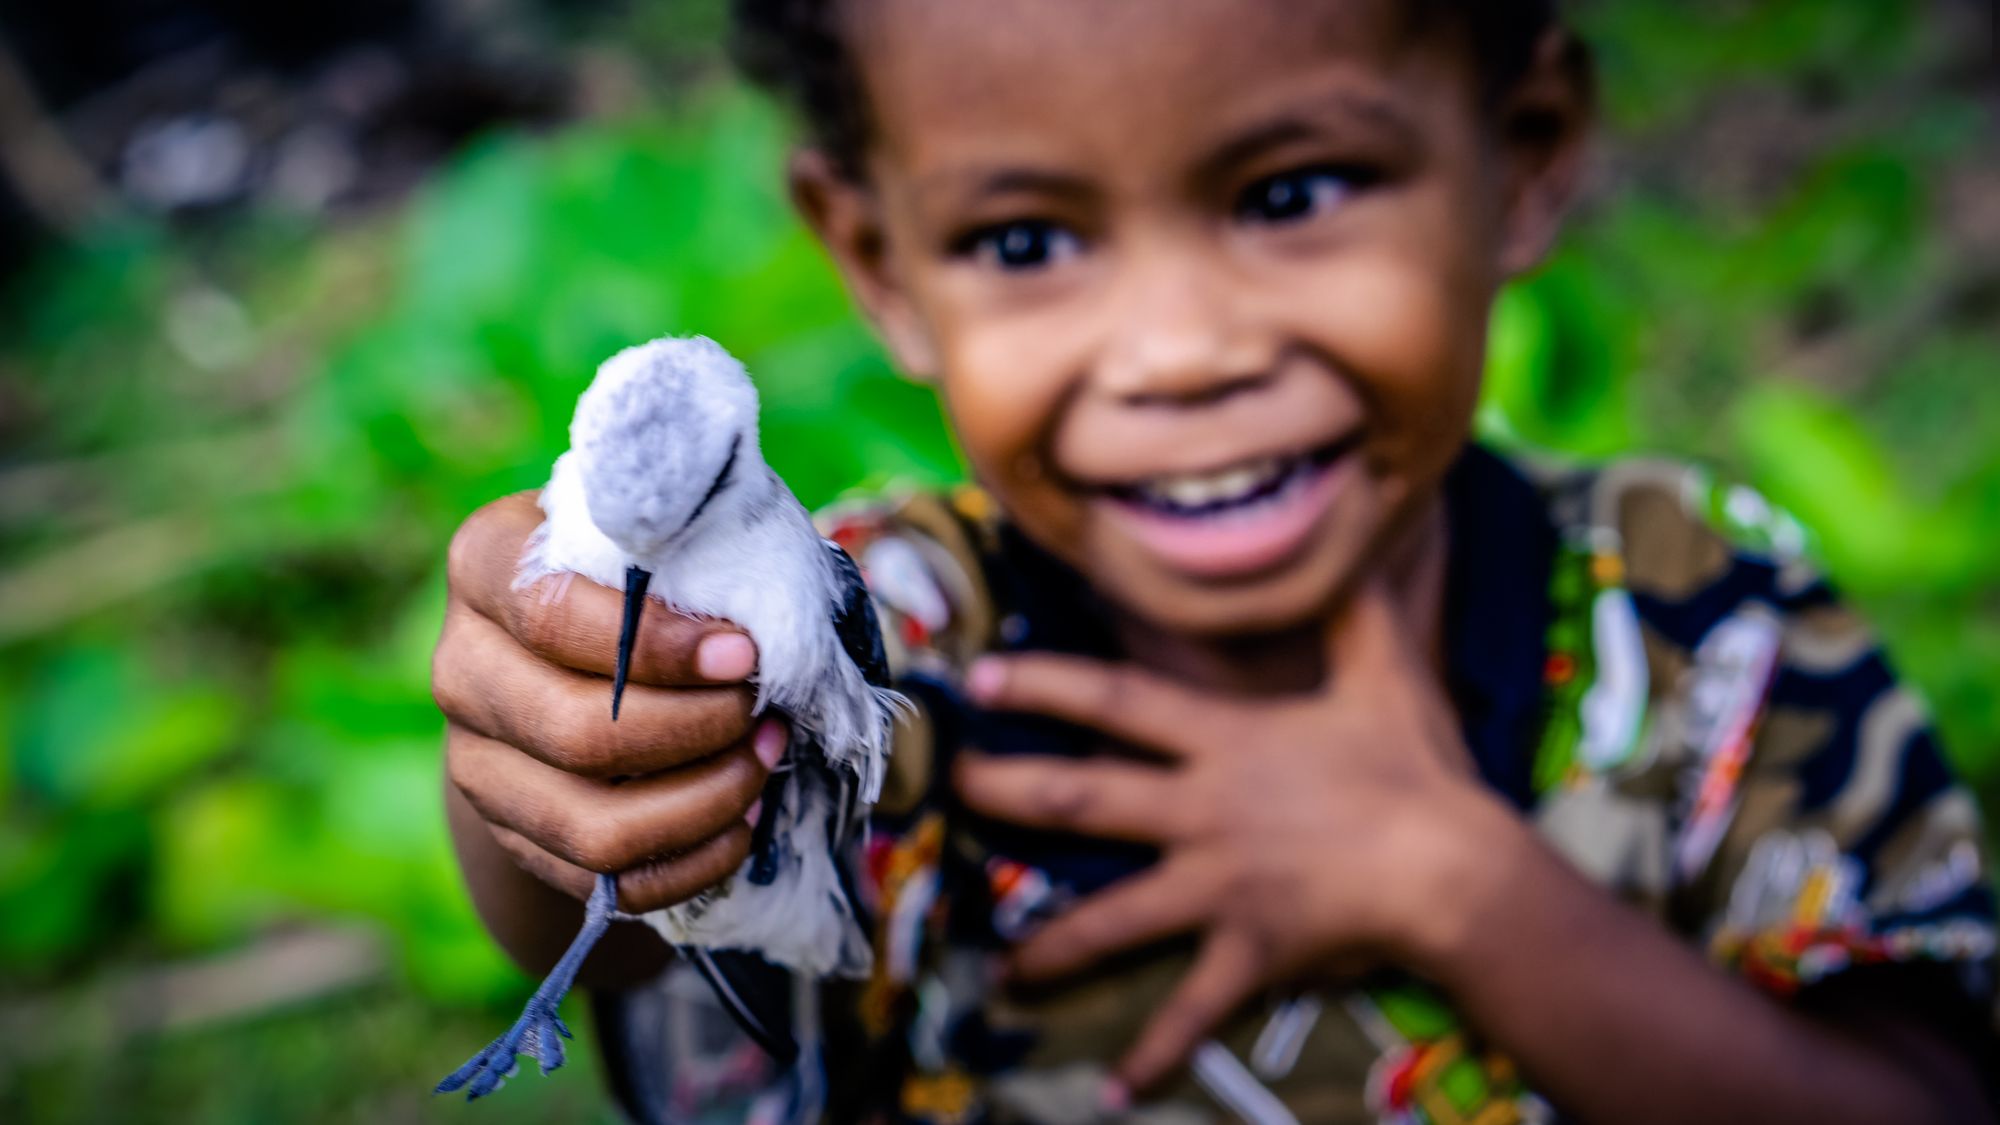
[644,767,873,979]
[682,946,800,1067]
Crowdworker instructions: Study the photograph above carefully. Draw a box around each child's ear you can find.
[1495,29,1596,277]
[788,149,942,381]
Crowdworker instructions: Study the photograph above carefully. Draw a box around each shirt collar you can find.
[1439,444,1557,810]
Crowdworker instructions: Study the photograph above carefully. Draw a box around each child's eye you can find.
[960,220,1083,272]
[1235,167,1361,226]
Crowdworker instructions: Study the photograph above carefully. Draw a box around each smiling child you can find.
[432,1,1999,1121]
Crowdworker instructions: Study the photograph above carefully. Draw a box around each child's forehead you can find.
[849,0,1405,65]
[847,0,1467,176]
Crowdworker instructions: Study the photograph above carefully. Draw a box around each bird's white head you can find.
[571,335,762,557]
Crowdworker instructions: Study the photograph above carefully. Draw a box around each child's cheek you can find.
[1266,247,1488,477]
[942,319,1064,454]
[934,316,1089,528]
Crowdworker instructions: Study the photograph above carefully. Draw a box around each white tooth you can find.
[1160,477,1220,506]
[1145,459,1291,508]
[1212,467,1261,500]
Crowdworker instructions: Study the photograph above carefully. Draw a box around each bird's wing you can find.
[825,540,891,689]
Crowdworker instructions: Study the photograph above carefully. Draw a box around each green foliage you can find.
[2,986,622,1125]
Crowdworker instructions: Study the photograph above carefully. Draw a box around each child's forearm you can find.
[1413,810,1989,1125]
[445,777,670,989]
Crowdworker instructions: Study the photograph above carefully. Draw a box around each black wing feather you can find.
[683,947,799,1067]
[825,541,891,688]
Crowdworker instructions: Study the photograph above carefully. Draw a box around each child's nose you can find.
[1095,245,1276,407]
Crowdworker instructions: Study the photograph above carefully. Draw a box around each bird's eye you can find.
[1235,167,1362,226]
[961,220,1083,272]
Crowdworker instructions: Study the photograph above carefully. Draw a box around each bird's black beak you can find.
[613,565,653,721]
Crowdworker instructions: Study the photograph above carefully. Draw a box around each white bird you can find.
[439,335,902,1101]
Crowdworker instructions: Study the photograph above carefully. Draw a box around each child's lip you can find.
[1094,439,1357,581]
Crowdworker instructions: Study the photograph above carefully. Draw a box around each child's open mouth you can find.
[1094,435,1360,581]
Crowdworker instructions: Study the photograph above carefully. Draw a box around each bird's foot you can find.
[436,873,618,1101]
[435,994,575,1100]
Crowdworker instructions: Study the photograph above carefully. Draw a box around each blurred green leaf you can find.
[0,808,147,970]
[153,777,305,948]
[1482,263,1637,457]
[1733,383,1993,593]
[13,644,243,809]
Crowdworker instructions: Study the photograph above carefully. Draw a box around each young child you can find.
[432,1,1999,1120]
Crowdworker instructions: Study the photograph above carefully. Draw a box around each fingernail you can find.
[966,658,1005,703]
[696,633,756,681]
[1097,1078,1129,1114]
[745,798,764,828]
[753,720,788,770]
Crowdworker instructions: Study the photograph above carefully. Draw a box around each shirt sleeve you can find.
[1699,581,1997,1007]
[1634,476,2000,1018]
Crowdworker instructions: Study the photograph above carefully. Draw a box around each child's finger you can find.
[446,723,768,875]
[953,753,1187,843]
[610,823,756,914]
[448,493,758,687]
[1008,863,1212,983]
[434,605,758,777]
[484,820,595,901]
[966,654,1222,758]
[486,819,754,915]
[1116,930,1264,1093]
[505,575,757,687]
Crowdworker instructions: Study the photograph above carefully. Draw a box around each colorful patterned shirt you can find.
[593,445,1997,1124]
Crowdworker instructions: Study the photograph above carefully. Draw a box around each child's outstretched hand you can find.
[955,577,1527,1097]
[434,493,785,921]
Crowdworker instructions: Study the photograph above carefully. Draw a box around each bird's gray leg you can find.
[436,873,623,1099]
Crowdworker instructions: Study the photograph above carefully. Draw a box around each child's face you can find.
[799,0,1587,638]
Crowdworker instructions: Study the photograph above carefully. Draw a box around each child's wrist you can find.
[1383,788,1537,980]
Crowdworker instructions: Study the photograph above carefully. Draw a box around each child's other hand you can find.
[956,578,1525,1096]
[434,492,785,913]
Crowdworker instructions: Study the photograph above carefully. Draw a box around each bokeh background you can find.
[0,0,1994,1121]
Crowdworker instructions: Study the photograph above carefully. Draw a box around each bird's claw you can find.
[436,997,576,1100]
[436,874,613,1101]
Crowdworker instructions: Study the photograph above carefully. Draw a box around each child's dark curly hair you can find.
[728,0,1562,179]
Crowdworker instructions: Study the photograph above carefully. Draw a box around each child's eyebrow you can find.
[1195,90,1420,182]
[909,88,1420,217]
[911,166,1099,213]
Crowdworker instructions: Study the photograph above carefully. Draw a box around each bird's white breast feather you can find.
[514,339,896,976]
